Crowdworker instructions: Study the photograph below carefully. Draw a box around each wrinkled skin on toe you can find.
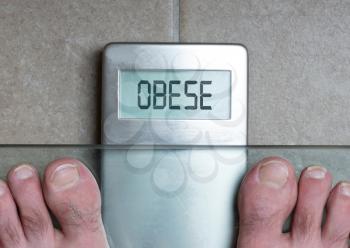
[237,157,350,248]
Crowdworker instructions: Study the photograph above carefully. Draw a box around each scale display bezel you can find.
[102,43,247,145]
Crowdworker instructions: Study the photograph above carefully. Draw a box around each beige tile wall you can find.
[0,0,175,144]
[1,0,350,146]
[181,0,350,145]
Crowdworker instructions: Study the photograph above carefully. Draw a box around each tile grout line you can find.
[172,0,180,42]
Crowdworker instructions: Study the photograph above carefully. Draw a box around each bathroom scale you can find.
[101,43,248,248]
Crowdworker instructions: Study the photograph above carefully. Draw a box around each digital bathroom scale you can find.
[101,43,248,248]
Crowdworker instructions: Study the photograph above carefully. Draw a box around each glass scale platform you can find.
[0,145,349,247]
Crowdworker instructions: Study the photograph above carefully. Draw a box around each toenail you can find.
[305,165,327,179]
[339,182,350,197]
[14,165,34,180]
[258,160,289,189]
[51,164,80,191]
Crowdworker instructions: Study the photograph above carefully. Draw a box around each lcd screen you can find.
[119,70,231,120]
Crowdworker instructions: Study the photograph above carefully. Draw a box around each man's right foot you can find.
[0,158,109,248]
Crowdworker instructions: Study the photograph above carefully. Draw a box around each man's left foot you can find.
[237,156,350,248]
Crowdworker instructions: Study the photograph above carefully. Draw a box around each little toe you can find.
[0,180,26,247]
[291,165,331,244]
[237,157,298,248]
[322,182,350,248]
[7,164,54,246]
[42,158,108,248]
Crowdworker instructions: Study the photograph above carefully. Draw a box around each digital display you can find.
[119,70,231,119]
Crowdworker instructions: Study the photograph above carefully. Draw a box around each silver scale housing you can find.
[101,43,248,248]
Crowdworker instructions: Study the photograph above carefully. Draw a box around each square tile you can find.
[0,0,175,144]
[181,0,350,145]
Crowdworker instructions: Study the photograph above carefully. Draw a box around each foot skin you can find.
[237,157,350,248]
[0,158,108,248]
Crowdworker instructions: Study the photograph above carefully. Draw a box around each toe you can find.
[42,158,108,247]
[0,180,26,247]
[237,157,297,247]
[291,165,331,244]
[322,182,350,248]
[7,164,54,245]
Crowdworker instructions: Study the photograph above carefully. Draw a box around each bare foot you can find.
[0,158,108,248]
[237,157,350,248]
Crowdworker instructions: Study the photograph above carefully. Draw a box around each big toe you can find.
[42,158,108,248]
[237,157,297,248]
